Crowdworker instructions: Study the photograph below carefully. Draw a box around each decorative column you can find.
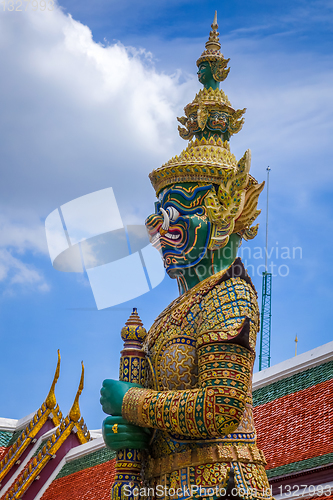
[111,308,147,500]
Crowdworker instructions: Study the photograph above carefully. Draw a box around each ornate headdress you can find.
[196,11,230,82]
[148,13,264,246]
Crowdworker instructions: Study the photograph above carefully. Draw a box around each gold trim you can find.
[4,418,75,500]
[149,137,238,194]
[75,416,91,445]
[146,442,265,479]
[0,352,62,483]
[184,87,233,112]
[122,387,148,426]
[4,389,91,499]
[148,137,258,196]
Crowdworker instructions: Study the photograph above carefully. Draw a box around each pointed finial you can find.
[121,308,147,343]
[295,335,298,356]
[69,361,84,422]
[205,11,221,52]
[45,350,61,409]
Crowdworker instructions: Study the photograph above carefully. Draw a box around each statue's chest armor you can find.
[157,334,198,390]
[145,299,202,391]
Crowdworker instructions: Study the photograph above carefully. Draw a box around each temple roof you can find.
[40,438,116,500]
[2,362,90,500]
[252,340,333,491]
[1,342,332,499]
[0,353,63,492]
[38,341,333,499]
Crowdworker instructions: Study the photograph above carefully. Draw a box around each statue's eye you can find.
[166,206,180,221]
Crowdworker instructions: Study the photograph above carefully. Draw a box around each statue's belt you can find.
[146,442,266,478]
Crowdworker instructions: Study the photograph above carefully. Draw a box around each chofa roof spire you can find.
[45,349,61,409]
[69,361,84,422]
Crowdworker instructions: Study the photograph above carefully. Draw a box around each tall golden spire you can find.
[45,350,61,409]
[69,361,84,422]
[205,11,221,52]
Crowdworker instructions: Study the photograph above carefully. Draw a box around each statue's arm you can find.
[121,324,253,438]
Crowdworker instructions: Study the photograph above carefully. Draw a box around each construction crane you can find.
[259,167,272,371]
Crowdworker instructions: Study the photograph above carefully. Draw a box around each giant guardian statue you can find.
[100,13,272,500]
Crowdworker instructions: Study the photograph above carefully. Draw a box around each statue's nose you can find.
[145,213,163,234]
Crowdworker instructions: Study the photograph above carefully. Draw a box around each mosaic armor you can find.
[122,260,271,500]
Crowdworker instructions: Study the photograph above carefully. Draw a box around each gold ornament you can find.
[68,361,84,423]
[177,88,245,141]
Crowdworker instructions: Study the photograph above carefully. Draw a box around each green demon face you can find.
[145,183,212,277]
[184,110,230,141]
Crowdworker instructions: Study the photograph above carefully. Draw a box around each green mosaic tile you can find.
[6,430,21,447]
[56,447,116,478]
[0,431,14,447]
[266,452,333,479]
[33,440,46,457]
[253,360,333,407]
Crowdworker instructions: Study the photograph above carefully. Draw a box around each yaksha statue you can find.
[101,12,273,500]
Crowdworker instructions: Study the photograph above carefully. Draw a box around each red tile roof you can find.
[254,378,333,469]
[41,459,116,500]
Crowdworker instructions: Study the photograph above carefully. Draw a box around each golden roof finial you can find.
[45,350,61,409]
[69,361,84,422]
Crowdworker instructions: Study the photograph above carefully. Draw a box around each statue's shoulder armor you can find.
[198,259,260,349]
[145,258,256,350]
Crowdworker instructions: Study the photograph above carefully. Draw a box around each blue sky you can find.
[0,0,332,430]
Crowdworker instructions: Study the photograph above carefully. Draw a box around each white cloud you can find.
[0,5,196,289]
[0,6,194,217]
[0,249,49,292]
[0,214,49,292]
[0,2,332,295]
[0,215,47,254]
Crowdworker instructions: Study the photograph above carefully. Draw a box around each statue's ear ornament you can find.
[210,59,231,82]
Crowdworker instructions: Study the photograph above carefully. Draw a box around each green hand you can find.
[100,379,142,416]
[102,416,151,451]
